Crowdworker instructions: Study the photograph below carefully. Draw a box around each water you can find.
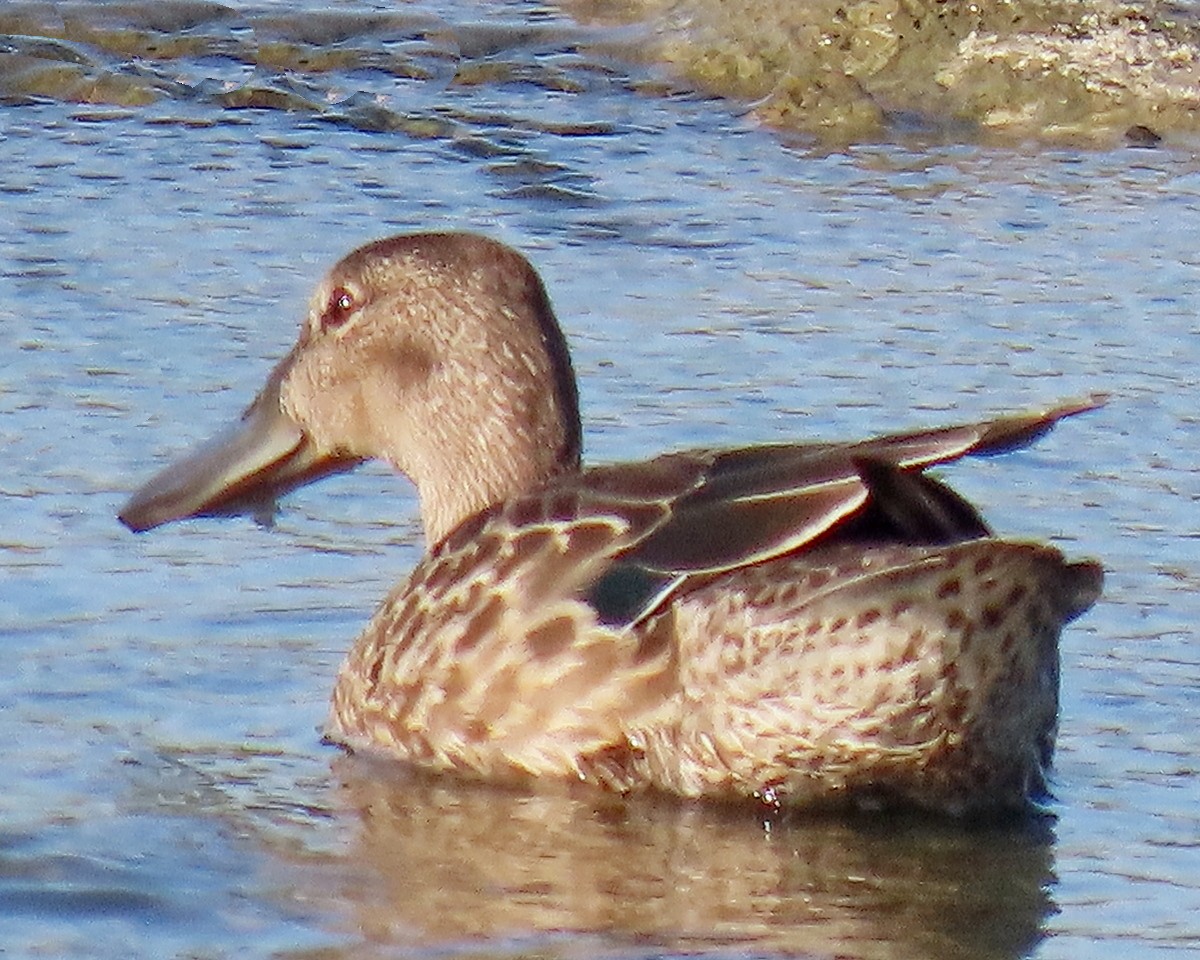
[2,1,1199,957]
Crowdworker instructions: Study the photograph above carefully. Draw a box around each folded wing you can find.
[553,397,1102,627]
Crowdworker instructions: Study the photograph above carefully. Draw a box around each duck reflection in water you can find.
[119,233,1103,817]
[317,756,1057,959]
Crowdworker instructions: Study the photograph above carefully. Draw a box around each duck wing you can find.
[562,396,1102,628]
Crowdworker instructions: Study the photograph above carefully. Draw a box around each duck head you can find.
[119,233,582,544]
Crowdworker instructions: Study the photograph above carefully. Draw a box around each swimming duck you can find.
[120,233,1103,816]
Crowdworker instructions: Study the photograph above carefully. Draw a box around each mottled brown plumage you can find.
[120,233,1103,816]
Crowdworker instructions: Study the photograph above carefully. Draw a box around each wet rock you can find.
[562,0,1200,143]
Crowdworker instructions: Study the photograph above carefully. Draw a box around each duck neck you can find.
[406,381,582,548]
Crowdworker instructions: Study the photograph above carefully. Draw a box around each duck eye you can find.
[320,286,356,331]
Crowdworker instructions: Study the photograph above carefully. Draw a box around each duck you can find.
[119,232,1103,816]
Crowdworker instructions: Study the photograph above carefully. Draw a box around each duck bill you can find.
[118,361,360,533]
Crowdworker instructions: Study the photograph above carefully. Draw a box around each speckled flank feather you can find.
[636,541,1091,811]
[120,232,1104,817]
[330,510,669,781]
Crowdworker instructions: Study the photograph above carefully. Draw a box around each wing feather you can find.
[578,397,1101,628]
